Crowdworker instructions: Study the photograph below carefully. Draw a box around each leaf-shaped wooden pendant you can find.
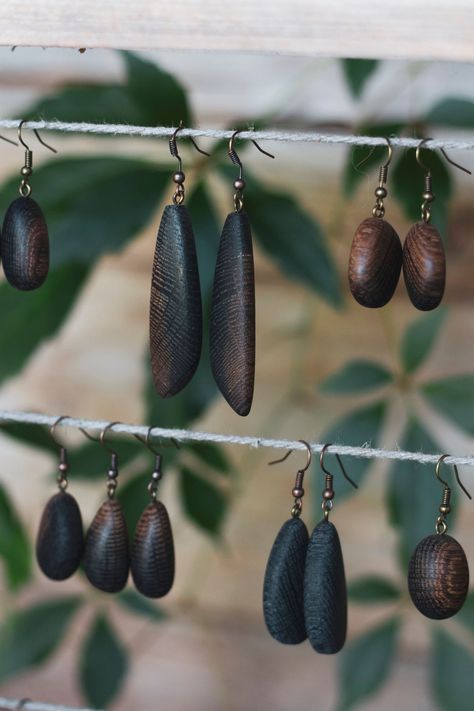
[263,517,308,644]
[2,196,49,290]
[304,520,347,654]
[36,491,84,581]
[84,499,130,593]
[403,222,445,311]
[210,211,255,416]
[348,217,402,308]
[131,501,175,598]
[408,534,469,619]
[149,204,202,397]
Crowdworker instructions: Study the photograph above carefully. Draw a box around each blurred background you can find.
[0,48,472,710]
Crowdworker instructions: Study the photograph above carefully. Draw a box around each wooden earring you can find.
[1,121,56,291]
[210,130,274,416]
[149,122,209,398]
[348,137,402,308]
[408,455,471,620]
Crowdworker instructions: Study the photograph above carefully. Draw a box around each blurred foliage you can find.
[0,51,471,709]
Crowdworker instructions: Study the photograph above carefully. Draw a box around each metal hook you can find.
[169,120,210,168]
[320,443,358,489]
[435,454,472,500]
[354,136,393,172]
[49,415,69,448]
[268,439,312,473]
[0,132,18,146]
[416,138,471,176]
[18,120,57,154]
[99,421,121,457]
[228,129,275,180]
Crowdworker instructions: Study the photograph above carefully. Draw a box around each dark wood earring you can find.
[348,140,402,308]
[408,456,471,619]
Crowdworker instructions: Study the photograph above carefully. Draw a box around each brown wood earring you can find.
[348,138,402,308]
[408,455,471,620]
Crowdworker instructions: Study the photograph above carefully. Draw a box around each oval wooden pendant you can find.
[403,222,445,311]
[348,217,402,308]
[304,520,347,654]
[210,211,255,416]
[149,204,202,398]
[36,491,84,581]
[263,517,308,644]
[131,501,175,598]
[84,499,130,593]
[2,196,49,290]
[408,534,469,619]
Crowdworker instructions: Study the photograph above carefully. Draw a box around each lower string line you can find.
[0,409,472,469]
[0,698,100,711]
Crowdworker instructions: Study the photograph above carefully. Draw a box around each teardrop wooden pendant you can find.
[348,217,402,308]
[84,499,130,593]
[304,520,347,654]
[408,534,469,619]
[2,196,49,290]
[402,222,445,311]
[263,517,308,644]
[131,501,175,598]
[210,211,255,416]
[36,491,84,581]
[149,204,202,397]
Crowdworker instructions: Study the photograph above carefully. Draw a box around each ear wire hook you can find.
[320,443,357,521]
[228,129,275,180]
[49,416,70,490]
[18,120,57,154]
[416,137,471,176]
[354,136,393,172]
[434,454,471,534]
[320,443,358,489]
[169,120,210,171]
[268,440,312,518]
[0,132,18,146]
[49,415,69,448]
[435,454,472,499]
[99,421,121,456]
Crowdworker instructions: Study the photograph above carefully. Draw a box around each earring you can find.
[408,455,471,619]
[263,442,312,645]
[149,122,209,398]
[304,445,357,654]
[1,121,56,291]
[403,140,471,311]
[210,130,274,416]
[36,416,84,581]
[83,423,130,593]
[131,429,175,598]
[348,138,403,308]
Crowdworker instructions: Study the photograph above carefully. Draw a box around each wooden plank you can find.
[0,0,473,62]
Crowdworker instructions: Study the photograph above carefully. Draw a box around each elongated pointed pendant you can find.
[36,491,84,581]
[263,517,308,644]
[304,520,347,654]
[84,499,130,593]
[210,211,255,416]
[403,222,445,310]
[131,501,175,598]
[149,204,202,397]
[2,196,49,290]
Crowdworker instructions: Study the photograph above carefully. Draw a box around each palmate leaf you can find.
[400,307,447,375]
[348,576,401,604]
[320,360,393,395]
[179,465,229,537]
[422,375,474,435]
[80,613,128,708]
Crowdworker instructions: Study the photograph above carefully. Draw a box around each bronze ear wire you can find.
[168,120,210,205]
[319,443,358,520]
[268,440,312,517]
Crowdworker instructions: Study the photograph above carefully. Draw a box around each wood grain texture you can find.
[1,196,49,291]
[131,501,175,599]
[0,1,473,61]
[348,217,402,308]
[84,499,130,593]
[210,211,255,417]
[304,520,347,654]
[403,221,445,311]
[149,204,202,398]
[36,491,84,581]
[408,533,469,619]
[263,517,309,645]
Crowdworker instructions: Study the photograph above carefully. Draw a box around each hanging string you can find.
[0,120,473,152]
[0,409,473,469]
[0,697,100,711]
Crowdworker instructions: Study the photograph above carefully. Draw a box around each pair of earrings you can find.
[149,123,274,416]
[36,418,175,599]
[263,443,357,654]
[0,122,55,291]
[348,138,471,311]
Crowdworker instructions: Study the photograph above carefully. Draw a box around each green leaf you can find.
[179,466,229,536]
[244,175,342,307]
[80,613,128,708]
[0,483,31,590]
[0,262,89,387]
[338,616,400,711]
[188,442,233,475]
[422,375,474,434]
[348,576,401,604]
[341,59,379,98]
[0,422,57,453]
[457,591,474,635]
[400,307,447,374]
[431,628,474,711]
[0,596,81,682]
[116,589,167,622]
[428,98,474,129]
[320,360,393,395]
[314,400,387,504]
